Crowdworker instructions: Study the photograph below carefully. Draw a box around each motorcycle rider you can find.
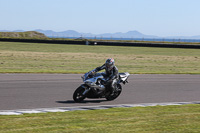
[89,58,119,95]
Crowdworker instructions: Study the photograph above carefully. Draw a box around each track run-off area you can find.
[0,74,200,113]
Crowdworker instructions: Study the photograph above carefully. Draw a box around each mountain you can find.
[97,31,158,38]
[1,29,200,39]
[35,29,82,37]
[33,29,158,38]
[0,29,158,38]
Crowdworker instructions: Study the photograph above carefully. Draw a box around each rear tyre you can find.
[106,84,122,101]
[73,86,86,102]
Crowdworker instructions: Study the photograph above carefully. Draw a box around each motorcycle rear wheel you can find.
[73,86,86,102]
[106,84,122,101]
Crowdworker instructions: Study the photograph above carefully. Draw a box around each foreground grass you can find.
[0,41,200,74]
[0,105,200,132]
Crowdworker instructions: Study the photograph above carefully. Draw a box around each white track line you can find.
[1,101,200,115]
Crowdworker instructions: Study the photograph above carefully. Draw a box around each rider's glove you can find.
[88,69,96,76]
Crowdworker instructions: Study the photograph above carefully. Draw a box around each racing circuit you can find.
[0,74,200,112]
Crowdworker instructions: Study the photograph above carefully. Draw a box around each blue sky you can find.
[0,0,200,36]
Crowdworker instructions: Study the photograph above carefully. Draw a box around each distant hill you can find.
[1,30,200,39]
[34,29,158,38]
[0,31,47,38]
[33,30,200,39]
[35,29,93,38]
[97,31,158,38]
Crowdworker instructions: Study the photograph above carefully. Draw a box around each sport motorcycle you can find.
[73,71,130,102]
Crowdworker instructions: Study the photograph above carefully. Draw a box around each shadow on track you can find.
[56,99,108,104]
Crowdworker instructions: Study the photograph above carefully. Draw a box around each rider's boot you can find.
[110,79,118,96]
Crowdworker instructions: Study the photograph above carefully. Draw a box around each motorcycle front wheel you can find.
[73,86,86,102]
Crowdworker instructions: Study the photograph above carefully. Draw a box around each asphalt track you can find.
[0,74,200,110]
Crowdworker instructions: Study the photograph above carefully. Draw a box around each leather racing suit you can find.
[94,63,119,93]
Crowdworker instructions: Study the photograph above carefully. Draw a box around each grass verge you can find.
[0,41,200,74]
[0,104,200,132]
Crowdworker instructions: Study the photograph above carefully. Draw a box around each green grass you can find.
[0,41,200,74]
[1,42,200,132]
[1,105,200,132]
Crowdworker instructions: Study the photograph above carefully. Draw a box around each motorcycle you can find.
[73,71,130,102]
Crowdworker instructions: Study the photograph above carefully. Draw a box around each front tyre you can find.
[106,84,122,101]
[73,86,86,102]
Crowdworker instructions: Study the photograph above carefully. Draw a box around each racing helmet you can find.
[105,58,115,71]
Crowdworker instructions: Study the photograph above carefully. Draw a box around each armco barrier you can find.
[93,41,200,49]
[0,38,200,49]
[0,38,85,45]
